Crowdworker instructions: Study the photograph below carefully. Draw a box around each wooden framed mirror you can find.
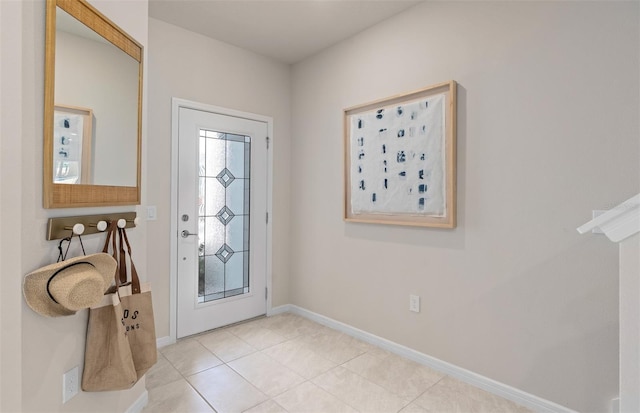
[44,0,142,208]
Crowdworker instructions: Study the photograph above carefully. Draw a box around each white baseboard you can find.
[156,335,176,348]
[124,390,148,413]
[611,397,620,413]
[268,304,292,316]
[283,305,577,413]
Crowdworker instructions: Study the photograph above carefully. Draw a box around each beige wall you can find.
[1,0,24,410]
[146,18,292,338]
[620,233,640,413]
[289,2,639,412]
[1,0,149,411]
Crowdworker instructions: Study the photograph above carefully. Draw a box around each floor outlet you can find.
[409,295,420,313]
[63,366,79,403]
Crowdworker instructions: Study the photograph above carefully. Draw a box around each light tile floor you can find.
[143,313,532,413]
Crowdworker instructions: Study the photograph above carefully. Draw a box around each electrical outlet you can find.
[409,295,420,313]
[63,366,79,403]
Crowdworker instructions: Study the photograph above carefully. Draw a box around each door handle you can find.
[181,230,198,238]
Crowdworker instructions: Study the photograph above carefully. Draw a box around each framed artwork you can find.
[344,81,457,228]
[53,104,93,185]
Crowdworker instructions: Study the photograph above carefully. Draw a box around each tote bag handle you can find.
[118,227,141,294]
[101,221,125,289]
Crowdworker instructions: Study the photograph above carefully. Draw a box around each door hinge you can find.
[266,136,270,149]
[265,287,268,300]
[266,212,269,224]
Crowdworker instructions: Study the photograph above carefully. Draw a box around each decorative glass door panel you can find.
[198,130,251,302]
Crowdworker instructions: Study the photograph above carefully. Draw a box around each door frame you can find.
[169,97,273,342]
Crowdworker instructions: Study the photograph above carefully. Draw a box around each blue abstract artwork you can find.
[349,93,446,216]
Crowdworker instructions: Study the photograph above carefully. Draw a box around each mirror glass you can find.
[54,8,138,186]
[44,0,142,208]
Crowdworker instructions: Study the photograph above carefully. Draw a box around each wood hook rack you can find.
[46,212,137,241]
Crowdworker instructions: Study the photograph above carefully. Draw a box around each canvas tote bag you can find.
[117,226,158,379]
[82,222,137,391]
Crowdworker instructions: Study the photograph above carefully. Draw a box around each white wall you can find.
[290,2,639,412]
[1,0,149,411]
[147,18,292,338]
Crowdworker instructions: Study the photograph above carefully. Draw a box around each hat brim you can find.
[23,253,117,317]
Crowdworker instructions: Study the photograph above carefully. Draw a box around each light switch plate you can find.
[147,206,157,221]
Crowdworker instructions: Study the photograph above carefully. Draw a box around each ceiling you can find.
[148,0,422,64]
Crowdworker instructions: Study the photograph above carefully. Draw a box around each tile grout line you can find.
[399,375,448,412]
[226,318,359,412]
[334,355,408,412]
[235,317,377,412]
[203,322,302,413]
[156,349,220,413]
[308,370,363,413]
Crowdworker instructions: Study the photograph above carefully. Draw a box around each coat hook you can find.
[88,220,108,232]
[64,223,85,235]
[118,217,139,229]
[119,217,139,228]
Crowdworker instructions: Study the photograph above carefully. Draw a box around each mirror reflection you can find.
[54,7,139,187]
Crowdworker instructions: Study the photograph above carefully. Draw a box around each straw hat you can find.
[23,253,116,317]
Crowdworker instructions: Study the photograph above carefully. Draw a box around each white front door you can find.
[176,105,269,338]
